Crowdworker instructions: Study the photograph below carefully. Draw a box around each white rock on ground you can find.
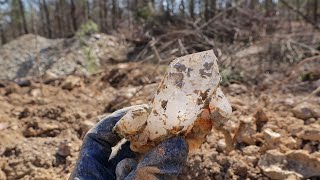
[258,149,320,179]
[298,123,320,141]
[291,102,320,120]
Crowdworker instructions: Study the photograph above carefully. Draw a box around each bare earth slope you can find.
[0,62,319,180]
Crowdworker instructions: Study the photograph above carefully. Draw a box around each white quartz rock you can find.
[114,104,150,137]
[114,50,232,152]
[209,87,232,127]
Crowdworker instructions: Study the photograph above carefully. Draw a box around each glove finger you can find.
[116,158,138,180]
[87,106,139,147]
[70,105,143,179]
[125,137,188,180]
[106,141,137,177]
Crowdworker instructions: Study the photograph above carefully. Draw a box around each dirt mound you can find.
[0,34,131,80]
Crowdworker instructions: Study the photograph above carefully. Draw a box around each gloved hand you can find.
[70,105,188,180]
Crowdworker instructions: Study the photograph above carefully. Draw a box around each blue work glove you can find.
[70,106,188,180]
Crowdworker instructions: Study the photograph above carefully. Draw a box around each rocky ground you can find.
[0,34,130,80]
[0,34,319,180]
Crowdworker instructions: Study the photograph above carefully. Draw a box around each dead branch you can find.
[295,86,320,105]
[279,0,319,30]
[288,55,320,81]
[178,39,188,55]
[150,38,162,63]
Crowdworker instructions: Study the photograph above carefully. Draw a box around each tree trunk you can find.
[159,0,165,13]
[86,0,90,20]
[189,0,195,19]
[150,0,155,8]
[112,0,117,29]
[180,0,185,16]
[265,0,273,17]
[0,26,6,44]
[70,0,77,32]
[198,0,202,18]
[42,0,52,38]
[204,0,209,21]
[38,0,45,36]
[165,0,170,17]
[99,0,104,32]
[170,0,175,14]
[210,0,216,17]
[103,0,108,31]
[249,0,257,9]
[10,0,22,36]
[18,0,28,34]
[55,1,62,37]
[306,0,311,19]
[313,0,318,23]
[99,0,108,32]
[295,0,300,20]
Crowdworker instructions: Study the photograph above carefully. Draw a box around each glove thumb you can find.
[116,158,138,180]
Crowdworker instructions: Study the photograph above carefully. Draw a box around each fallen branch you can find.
[287,55,320,81]
[198,0,245,30]
[150,38,162,63]
[295,86,320,105]
[279,0,319,29]
[178,39,188,55]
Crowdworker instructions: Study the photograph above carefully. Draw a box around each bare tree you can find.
[103,0,108,31]
[55,1,62,36]
[265,0,274,16]
[249,0,257,9]
[313,0,318,23]
[0,26,6,44]
[280,0,319,29]
[70,0,77,31]
[179,0,185,17]
[189,0,195,19]
[112,0,117,29]
[18,0,28,34]
[42,0,52,38]
[204,0,209,21]
[210,0,217,17]
[1,0,319,44]
[295,0,300,20]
